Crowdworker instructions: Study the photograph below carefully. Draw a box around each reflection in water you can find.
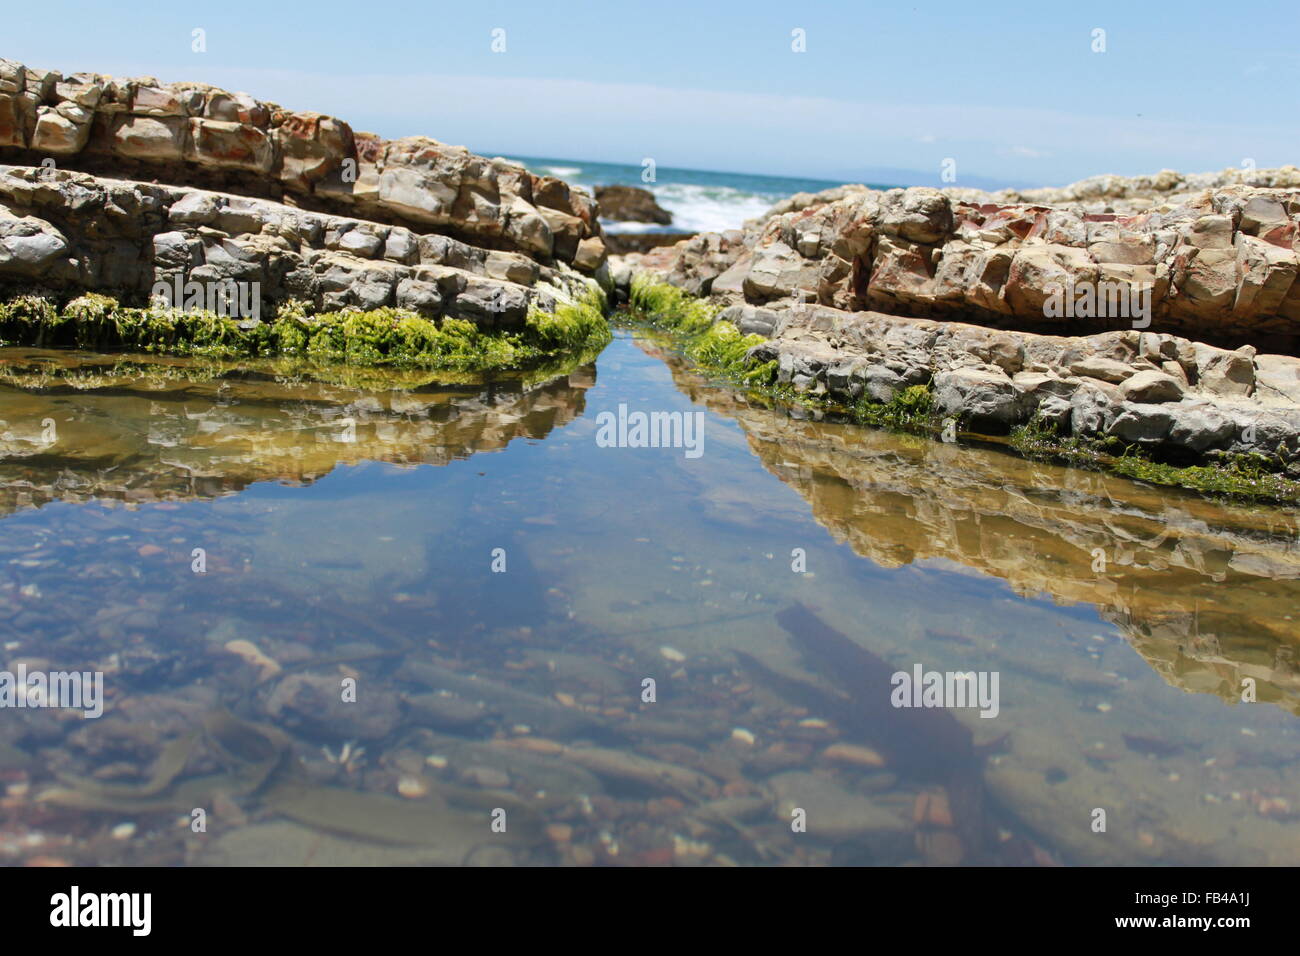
[0,347,594,516]
[652,344,1300,718]
[0,336,1296,867]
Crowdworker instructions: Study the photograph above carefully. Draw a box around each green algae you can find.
[1010,417,1300,503]
[0,288,612,374]
[624,276,940,433]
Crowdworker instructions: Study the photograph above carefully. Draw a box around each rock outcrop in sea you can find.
[595,185,673,226]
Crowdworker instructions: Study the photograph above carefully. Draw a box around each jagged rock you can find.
[0,58,605,273]
[934,366,1024,429]
[0,164,596,324]
[1120,370,1185,403]
[622,168,1300,349]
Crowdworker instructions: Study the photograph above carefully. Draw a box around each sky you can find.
[5,0,1298,188]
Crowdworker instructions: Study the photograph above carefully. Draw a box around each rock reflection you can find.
[654,345,1300,716]
[0,347,595,517]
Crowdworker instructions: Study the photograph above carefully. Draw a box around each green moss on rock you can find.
[0,289,611,373]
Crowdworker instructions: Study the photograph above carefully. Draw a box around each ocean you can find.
[504,155,900,234]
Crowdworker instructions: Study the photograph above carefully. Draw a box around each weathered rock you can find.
[1107,403,1175,444]
[1120,370,1185,403]
[768,771,910,840]
[0,164,597,324]
[265,673,400,741]
[676,301,1300,462]
[594,185,672,225]
[0,59,606,272]
[1167,403,1236,452]
[622,168,1300,348]
[934,367,1024,429]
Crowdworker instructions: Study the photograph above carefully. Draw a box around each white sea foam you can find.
[542,165,583,177]
[650,183,777,233]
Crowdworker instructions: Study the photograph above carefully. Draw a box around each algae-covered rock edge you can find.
[0,284,612,373]
[623,274,1300,503]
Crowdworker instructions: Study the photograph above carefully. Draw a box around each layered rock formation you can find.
[743,306,1300,464]
[0,59,606,272]
[0,164,595,325]
[766,165,1300,221]
[620,167,1300,468]
[630,177,1300,346]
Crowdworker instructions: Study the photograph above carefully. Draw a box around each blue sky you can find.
[5,0,1297,187]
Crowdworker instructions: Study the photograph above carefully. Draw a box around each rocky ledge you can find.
[617,167,1300,479]
[0,58,623,369]
[0,164,597,326]
[624,170,1300,350]
[0,59,607,272]
[743,305,1300,466]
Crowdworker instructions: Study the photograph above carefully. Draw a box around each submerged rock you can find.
[264,673,400,741]
[768,771,910,840]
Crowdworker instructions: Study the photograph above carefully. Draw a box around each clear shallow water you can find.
[0,333,1297,866]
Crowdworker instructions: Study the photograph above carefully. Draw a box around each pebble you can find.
[110,823,136,840]
[730,728,756,746]
[136,544,165,557]
[463,766,510,789]
[497,737,564,756]
[545,824,573,844]
[822,743,886,768]
[425,755,448,769]
[659,646,686,662]
[913,790,954,828]
[397,775,429,799]
[223,639,281,680]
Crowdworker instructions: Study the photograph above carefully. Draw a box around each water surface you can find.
[0,333,1296,866]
